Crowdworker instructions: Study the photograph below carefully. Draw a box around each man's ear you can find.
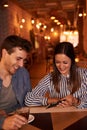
[2,49,8,57]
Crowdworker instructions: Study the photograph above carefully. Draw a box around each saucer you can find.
[28,114,35,123]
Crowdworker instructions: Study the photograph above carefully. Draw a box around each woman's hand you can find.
[59,95,80,107]
[2,114,27,130]
[47,98,59,104]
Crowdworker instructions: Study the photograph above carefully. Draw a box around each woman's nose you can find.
[59,64,64,69]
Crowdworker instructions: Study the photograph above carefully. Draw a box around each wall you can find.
[0,0,32,45]
[83,0,87,54]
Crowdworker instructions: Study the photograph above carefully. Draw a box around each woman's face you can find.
[55,54,71,76]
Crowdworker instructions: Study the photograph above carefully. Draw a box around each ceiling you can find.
[3,0,86,29]
[11,0,79,26]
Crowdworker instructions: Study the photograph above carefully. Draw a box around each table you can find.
[20,106,87,130]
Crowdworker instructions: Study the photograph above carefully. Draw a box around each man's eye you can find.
[16,58,21,61]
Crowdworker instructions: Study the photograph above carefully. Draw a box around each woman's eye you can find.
[55,61,68,64]
[55,61,60,64]
[63,62,68,64]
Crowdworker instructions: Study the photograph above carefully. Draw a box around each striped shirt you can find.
[25,67,87,109]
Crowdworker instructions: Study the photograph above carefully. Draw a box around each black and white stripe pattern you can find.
[25,67,87,109]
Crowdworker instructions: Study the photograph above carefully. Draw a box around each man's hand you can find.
[2,114,27,130]
[0,110,7,116]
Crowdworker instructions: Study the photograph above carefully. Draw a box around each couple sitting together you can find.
[0,35,87,130]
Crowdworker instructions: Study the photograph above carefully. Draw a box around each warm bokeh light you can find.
[51,28,54,32]
[78,13,83,17]
[43,25,47,29]
[3,4,9,7]
[50,16,55,20]
[38,22,42,26]
[20,25,23,29]
[36,24,40,29]
[83,13,86,17]
[60,30,79,47]
[53,32,58,37]
[44,36,51,40]
[54,19,58,23]
[57,22,61,25]
[22,19,25,23]
[75,57,79,62]
[31,19,35,24]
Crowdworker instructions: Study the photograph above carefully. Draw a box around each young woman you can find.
[25,42,87,109]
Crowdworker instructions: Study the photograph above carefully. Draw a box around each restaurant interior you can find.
[0,0,87,129]
[1,0,86,86]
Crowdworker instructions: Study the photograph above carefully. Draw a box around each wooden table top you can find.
[20,106,87,130]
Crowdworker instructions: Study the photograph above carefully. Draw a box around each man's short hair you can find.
[0,35,32,55]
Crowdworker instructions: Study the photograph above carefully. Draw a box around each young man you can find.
[0,35,32,130]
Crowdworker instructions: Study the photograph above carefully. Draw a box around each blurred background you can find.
[0,0,87,87]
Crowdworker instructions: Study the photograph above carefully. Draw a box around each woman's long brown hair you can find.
[51,42,81,94]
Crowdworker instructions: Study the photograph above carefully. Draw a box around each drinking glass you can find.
[16,107,30,120]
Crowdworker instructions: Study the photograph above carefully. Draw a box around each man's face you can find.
[3,47,28,75]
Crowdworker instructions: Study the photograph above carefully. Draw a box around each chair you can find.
[45,46,54,72]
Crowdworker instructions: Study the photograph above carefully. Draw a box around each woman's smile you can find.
[55,54,71,76]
